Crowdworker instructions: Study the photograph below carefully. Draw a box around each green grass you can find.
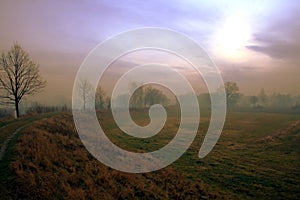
[100,109,300,199]
[180,112,300,199]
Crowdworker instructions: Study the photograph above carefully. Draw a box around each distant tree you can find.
[249,95,258,107]
[95,86,105,110]
[198,93,211,108]
[237,94,251,108]
[127,82,170,109]
[270,93,292,108]
[144,86,169,107]
[129,81,145,108]
[258,88,268,107]
[295,95,300,106]
[0,43,46,118]
[114,93,130,108]
[77,79,93,110]
[224,82,240,107]
[292,95,300,110]
[105,97,111,109]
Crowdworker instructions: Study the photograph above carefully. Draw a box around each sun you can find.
[214,14,251,59]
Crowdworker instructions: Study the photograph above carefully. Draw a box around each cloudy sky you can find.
[0,0,299,104]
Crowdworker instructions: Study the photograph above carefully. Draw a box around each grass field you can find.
[101,107,300,199]
[1,108,299,199]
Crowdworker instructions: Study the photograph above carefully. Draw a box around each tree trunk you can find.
[83,98,86,110]
[15,100,20,118]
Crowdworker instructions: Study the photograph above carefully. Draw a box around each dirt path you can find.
[0,113,60,199]
[0,113,59,162]
[0,123,12,131]
[0,126,25,161]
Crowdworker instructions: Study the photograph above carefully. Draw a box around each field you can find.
[0,108,299,199]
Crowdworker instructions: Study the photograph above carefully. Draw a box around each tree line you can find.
[221,82,300,113]
[77,80,169,110]
[1,44,299,117]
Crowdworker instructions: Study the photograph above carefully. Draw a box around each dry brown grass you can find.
[9,113,219,199]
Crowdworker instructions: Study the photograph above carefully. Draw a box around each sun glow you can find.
[214,14,251,59]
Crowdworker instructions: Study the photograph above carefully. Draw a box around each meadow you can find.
[101,107,300,199]
[0,107,299,199]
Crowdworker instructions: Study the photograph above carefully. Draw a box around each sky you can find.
[0,0,299,104]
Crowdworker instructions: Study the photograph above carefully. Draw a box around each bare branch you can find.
[0,43,47,117]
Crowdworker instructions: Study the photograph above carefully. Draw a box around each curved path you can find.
[0,125,26,161]
[0,113,58,162]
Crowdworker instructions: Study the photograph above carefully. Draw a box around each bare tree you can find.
[105,97,111,109]
[95,86,106,110]
[258,88,268,107]
[78,78,93,110]
[129,81,145,108]
[0,43,46,118]
[249,95,258,108]
[224,82,240,107]
[144,86,169,107]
